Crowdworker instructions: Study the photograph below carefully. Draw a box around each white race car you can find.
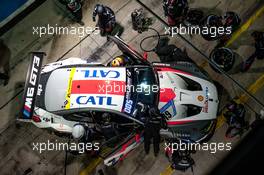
[19,36,218,165]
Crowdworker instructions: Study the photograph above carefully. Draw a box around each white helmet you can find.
[72,124,85,140]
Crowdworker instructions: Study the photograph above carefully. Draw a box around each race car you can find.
[19,35,218,165]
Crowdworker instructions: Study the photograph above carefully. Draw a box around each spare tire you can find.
[201,14,223,41]
[209,47,235,73]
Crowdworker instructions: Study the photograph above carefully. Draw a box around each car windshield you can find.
[132,67,158,105]
[122,67,158,118]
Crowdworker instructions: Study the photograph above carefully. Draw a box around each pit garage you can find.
[0,0,264,175]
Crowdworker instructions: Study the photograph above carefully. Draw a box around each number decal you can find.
[164,111,172,119]
[124,100,133,113]
[160,100,177,116]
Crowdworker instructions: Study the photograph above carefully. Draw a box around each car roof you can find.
[44,66,127,112]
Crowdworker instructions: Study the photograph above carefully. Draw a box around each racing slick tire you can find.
[200,14,223,41]
[209,47,235,73]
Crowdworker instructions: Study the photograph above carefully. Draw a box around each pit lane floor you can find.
[0,0,264,175]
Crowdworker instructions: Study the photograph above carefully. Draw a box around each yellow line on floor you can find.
[79,157,103,175]
[225,5,264,47]
[161,73,264,175]
[216,73,264,129]
[236,74,264,104]
[160,165,175,175]
[79,147,112,175]
[215,113,226,129]
[199,61,208,69]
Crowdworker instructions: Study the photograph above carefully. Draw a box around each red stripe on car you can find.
[159,88,176,102]
[156,67,192,76]
[71,80,126,96]
[167,120,193,125]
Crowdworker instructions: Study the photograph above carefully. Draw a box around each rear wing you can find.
[20,52,45,120]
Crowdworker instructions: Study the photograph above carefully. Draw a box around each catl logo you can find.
[76,96,117,106]
[81,69,120,78]
[23,55,41,117]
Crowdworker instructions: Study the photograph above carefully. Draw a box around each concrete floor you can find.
[0,0,264,175]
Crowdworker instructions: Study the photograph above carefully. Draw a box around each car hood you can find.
[156,67,218,121]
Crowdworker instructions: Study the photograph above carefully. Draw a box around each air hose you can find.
[139,27,169,52]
